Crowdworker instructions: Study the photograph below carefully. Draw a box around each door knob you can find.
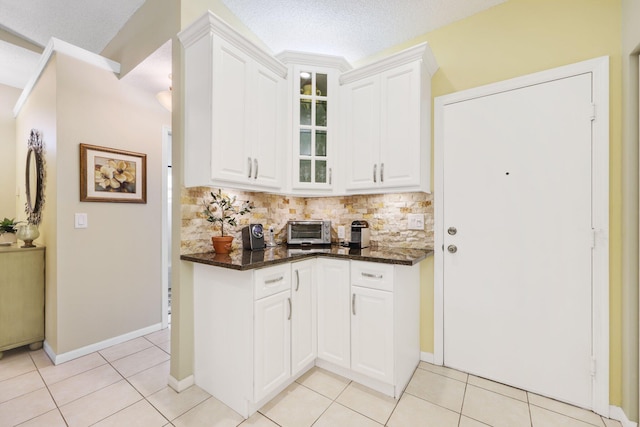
[447,227,457,235]
[447,245,458,253]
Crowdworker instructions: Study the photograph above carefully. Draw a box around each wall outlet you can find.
[337,225,346,239]
[407,214,424,230]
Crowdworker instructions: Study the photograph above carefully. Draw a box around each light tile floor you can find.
[0,328,624,427]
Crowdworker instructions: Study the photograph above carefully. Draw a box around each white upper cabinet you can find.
[276,52,351,195]
[180,12,438,196]
[179,12,287,190]
[341,43,438,193]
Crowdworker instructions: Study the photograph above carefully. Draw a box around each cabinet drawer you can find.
[351,261,394,292]
[254,264,291,299]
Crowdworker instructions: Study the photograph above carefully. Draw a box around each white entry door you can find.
[438,63,608,411]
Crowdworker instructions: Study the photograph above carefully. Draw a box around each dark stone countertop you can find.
[181,245,434,271]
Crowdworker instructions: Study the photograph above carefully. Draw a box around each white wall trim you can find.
[434,56,610,415]
[161,126,172,329]
[609,405,638,427]
[340,42,438,85]
[168,374,195,393]
[43,323,162,365]
[13,37,121,117]
[420,352,435,364]
[177,11,287,79]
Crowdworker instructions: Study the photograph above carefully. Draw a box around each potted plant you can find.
[0,218,19,244]
[203,189,253,253]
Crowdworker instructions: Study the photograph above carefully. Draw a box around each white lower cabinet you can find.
[351,285,394,383]
[316,260,420,398]
[192,257,420,418]
[316,258,351,369]
[291,259,317,376]
[254,290,291,402]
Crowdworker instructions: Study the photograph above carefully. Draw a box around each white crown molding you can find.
[276,50,352,72]
[340,42,439,85]
[13,37,121,117]
[178,11,288,79]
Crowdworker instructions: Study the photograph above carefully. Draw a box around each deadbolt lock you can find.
[447,245,458,253]
[447,227,457,235]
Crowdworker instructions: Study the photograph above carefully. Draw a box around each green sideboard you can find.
[0,245,45,359]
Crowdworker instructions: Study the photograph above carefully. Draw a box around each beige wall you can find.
[101,0,179,77]
[15,51,170,355]
[15,58,58,347]
[621,0,640,420]
[0,85,20,220]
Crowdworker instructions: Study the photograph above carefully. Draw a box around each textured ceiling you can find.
[220,0,507,62]
[0,0,507,92]
[0,0,146,52]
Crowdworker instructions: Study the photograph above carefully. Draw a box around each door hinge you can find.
[590,103,596,121]
[590,357,597,377]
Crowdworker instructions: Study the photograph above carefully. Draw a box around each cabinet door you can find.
[254,290,291,402]
[211,36,252,184]
[316,258,350,368]
[291,260,316,376]
[343,76,381,191]
[379,62,421,188]
[292,66,336,192]
[252,63,284,189]
[351,285,394,384]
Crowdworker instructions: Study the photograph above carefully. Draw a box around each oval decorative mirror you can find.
[25,129,45,225]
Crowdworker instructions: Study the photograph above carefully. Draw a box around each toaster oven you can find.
[287,220,331,245]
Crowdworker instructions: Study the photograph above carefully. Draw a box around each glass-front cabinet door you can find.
[293,66,335,190]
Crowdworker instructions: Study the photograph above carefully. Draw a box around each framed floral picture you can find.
[80,143,147,203]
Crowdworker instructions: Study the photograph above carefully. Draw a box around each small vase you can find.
[212,236,234,254]
[16,224,39,248]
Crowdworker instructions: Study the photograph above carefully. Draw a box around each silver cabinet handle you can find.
[329,167,332,185]
[295,270,300,292]
[362,272,383,279]
[352,294,356,315]
[254,158,259,179]
[288,297,292,320]
[373,164,377,183]
[264,276,284,285]
[247,157,252,178]
[381,163,384,183]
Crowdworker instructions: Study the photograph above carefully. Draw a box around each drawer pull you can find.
[362,272,383,279]
[264,276,284,285]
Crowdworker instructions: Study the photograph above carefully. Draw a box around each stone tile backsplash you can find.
[181,187,433,254]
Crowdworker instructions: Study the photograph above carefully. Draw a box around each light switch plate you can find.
[408,214,424,230]
[337,226,346,239]
[75,213,88,229]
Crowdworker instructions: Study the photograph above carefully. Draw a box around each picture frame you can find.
[80,143,147,203]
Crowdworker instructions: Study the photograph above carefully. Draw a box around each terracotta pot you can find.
[212,236,234,254]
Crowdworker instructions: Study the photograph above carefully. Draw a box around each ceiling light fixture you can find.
[156,74,172,112]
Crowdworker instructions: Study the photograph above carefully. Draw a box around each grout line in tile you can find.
[528,401,605,427]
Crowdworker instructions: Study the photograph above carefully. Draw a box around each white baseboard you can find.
[420,352,435,364]
[169,374,195,392]
[43,323,163,365]
[609,406,638,427]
